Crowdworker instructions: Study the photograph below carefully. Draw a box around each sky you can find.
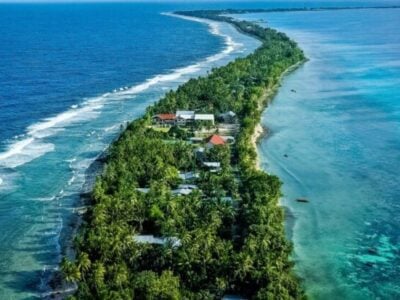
[2,0,396,2]
[0,0,265,2]
[1,0,264,3]
[1,0,399,5]
[0,0,288,4]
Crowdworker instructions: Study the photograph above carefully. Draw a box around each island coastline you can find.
[58,9,307,299]
[250,59,305,170]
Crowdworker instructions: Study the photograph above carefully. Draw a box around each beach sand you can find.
[251,123,264,169]
[251,60,305,171]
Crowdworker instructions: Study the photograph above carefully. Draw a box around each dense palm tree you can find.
[60,257,81,283]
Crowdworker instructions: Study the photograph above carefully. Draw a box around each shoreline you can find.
[61,9,306,298]
[251,123,264,169]
[251,59,306,170]
[249,59,306,262]
[0,11,246,175]
[43,153,106,299]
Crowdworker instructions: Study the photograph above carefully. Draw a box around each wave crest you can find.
[0,12,241,170]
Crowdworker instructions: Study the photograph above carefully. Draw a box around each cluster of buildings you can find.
[152,109,237,127]
[153,110,215,126]
[132,109,246,299]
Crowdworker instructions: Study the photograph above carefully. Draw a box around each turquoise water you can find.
[241,8,400,300]
[0,4,260,298]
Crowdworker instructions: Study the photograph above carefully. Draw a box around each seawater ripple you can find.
[0,14,239,172]
[248,8,400,299]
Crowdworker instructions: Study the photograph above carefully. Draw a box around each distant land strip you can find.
[175,5,400,19]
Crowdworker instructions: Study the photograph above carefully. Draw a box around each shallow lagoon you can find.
[241,8,400,300]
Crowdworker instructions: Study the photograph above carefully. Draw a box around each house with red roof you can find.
[152,113,176,126]
[206,134,226,148]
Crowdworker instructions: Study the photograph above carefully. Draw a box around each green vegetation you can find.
[62,10,306,299]
[175,5,400,19]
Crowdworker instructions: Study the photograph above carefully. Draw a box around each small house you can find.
[134,235,181,248]
[206,134,226,148]
[152,114,176,126]
[194,114,215,125]
[172,188,194,196]
[176,110,195,125]
[219,111,237,123]
[179,171,200,181]
[203,161,221,172]
[178,184,198,190]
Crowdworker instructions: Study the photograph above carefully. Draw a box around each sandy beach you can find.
[250,59,305,170]
[251,123,264,169]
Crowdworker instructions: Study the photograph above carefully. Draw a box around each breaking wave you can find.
[0,12,240,172]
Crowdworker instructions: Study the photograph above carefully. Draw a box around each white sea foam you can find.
[163,12,242,64]
[0,138,34,161]
[0,170,19,192]
[0,100,104,168]
[34,196,56,202]
[0,138,55,168]
[0,11,242,170]
[104,124,121,132]
[68,175,76,186]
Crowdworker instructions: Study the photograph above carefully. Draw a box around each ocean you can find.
[1,2,399,299]
[240,7,400,300]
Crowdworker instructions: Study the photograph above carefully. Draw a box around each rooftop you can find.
[176,110,195,119]
[134,235,181,248]
[207,134,226,146]
[194,114,215,121]
[178,184,198,190]
[172,188,194,196]
[136,188,150,194]
[179,171,200,180]
[203,162,221,168]
[154,113,176,120]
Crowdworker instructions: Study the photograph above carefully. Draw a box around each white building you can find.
[203,161,221,172]
[179,171,200,181]
[176,110,195,120]
[194,114,215,125]
[172,188,194,196]
[203,162,221,168]
[134,235,181,248]
[178,184,198,190]
[175,110,215,126]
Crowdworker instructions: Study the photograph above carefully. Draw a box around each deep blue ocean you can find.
[0,1,399,299]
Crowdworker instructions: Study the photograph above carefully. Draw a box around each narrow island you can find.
[60,10,306,299]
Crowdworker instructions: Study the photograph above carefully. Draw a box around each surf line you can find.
[0,16,240,171]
